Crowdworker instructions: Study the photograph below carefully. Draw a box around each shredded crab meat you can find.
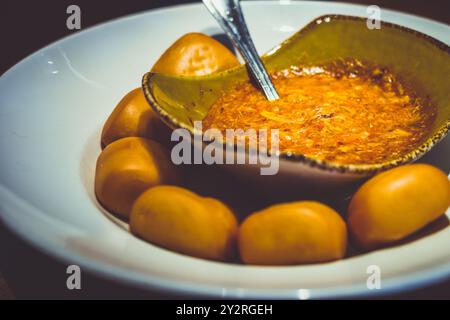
[202,60,435,164]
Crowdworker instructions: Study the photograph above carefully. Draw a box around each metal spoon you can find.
[202,0,280,101]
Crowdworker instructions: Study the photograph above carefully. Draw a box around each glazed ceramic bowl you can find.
[142,14,450,186]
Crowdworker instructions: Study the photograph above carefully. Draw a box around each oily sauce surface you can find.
[203,61,435,164]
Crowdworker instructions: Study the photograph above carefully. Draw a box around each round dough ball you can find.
[130,186,238,261]
[101,88,171,147]
[152,32,240,76]
[95,137,180,218]
[239,201,347,265]
[348,164,450,249]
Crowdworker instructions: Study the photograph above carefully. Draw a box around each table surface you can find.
[1,0,449,299]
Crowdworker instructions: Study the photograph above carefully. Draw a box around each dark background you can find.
[2,0,450,75]
[0,0,449,299]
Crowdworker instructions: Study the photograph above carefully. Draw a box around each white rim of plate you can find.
[0,1,449,299]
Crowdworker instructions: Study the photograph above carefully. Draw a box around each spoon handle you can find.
[202,0,280,101]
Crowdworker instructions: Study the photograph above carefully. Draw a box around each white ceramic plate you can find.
[0,1,449,299]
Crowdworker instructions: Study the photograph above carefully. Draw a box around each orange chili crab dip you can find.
[202,60,436,165]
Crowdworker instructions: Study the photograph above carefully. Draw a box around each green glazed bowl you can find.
[142,15,450,185]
